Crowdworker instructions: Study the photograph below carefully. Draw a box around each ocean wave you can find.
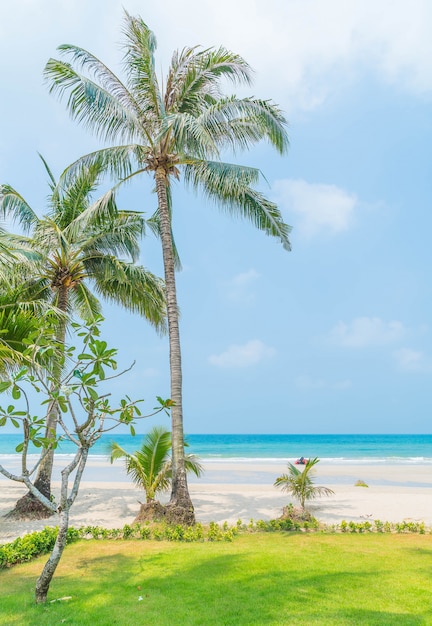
[194,456,432,465]
[2,454,432,466]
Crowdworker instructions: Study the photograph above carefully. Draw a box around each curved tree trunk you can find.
[154,167,194,525]
[35,446,87,603]
[35,507,69,603]
[7,287,68,520]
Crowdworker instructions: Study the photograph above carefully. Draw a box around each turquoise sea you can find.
[1,433,432,464]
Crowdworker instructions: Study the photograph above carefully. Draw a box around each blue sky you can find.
[0,1,431,434]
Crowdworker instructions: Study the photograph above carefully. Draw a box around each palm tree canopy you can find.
[0,155,167,329]
[109,426,203,502]
[44,10,292,251]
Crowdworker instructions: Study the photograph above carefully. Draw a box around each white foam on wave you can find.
[200,456,432,465]
[2,453,432,466]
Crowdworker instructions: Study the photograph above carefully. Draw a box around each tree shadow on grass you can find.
[0,542,430,625]
[52,550,432,624]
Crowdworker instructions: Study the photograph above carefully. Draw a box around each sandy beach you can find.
[1,459,431,543]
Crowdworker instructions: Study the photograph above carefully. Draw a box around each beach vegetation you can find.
[1,533,432,624]
[0,317,169,603]
[2,515,431,571]
[109,426,203,510]
[44,11,291,524]
[0,156,166,519]
[274,457,335,512]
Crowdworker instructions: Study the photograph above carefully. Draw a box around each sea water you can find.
[0,433,431,464]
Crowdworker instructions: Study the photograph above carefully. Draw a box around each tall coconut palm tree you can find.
[44,11,291,523]
[109,426,203,504]
[0,156,166,516]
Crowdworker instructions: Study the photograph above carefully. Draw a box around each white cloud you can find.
[231,269,260,287]
[130,0,432,110]
[1,1,431,119]
[226,269,260,303]
[329,317,406,348]
[209,340,275,368]
[393,348,432,373]
[273,179,358,238]
[295,376,352,390]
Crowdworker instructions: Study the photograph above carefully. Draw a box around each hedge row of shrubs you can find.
[0,526,80,569]
[1,517,429,569]
[338,519,427,534]
[0,521,241,568]
[77,521,238,542]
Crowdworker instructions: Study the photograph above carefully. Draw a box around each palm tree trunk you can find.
[154,167,194,524]
[35,285,68,488]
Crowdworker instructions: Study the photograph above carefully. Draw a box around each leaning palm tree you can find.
[109,426,203,503]
[274,457,334,512]
[0,156,166,517]
[44,11,291,522]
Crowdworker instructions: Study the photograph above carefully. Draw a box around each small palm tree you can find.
[274,457,334,512]
[109,426,203,503]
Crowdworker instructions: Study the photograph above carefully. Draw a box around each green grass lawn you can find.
[1,533,431,625]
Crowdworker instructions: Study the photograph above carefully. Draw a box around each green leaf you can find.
[0,382,11,393]
[15,442,24,452]
[88,387,99,401]
[10,419,20,428]
[130,424,136,436]
[12,386,21,400]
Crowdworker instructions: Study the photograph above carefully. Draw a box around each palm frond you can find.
[175,97,289,154]
[159,112,220,159]
[38,153,58,192]
[64,188,119,241]
[184,160,292,250]
[69,283,102,321]
[0,185,39,232]
[73,209,145,264]
[59,145,149,187]
[166,45,252,115]
[184,453,204,478]
[89,258,167,332]
[44,57,140,144]
[121,11,164,127]
[52,159,106,227]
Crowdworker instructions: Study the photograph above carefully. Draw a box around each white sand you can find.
[1,459,431,543]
